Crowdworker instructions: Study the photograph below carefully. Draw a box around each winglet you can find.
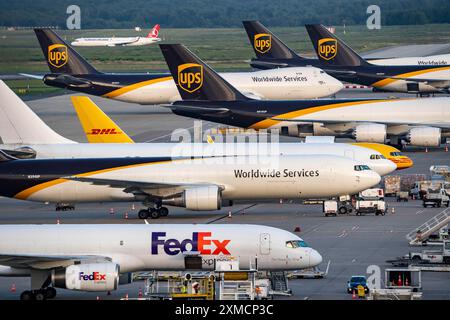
[71,96,134,143]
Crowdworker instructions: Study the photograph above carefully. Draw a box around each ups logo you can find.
[254,33,271,54]
[318,38,337,60]
[178,63,203,93]
[48,44,68,68]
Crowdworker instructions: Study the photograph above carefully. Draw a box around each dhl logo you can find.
[318,38,337,60]
[48,44,68,68]
[88,128,122,135]
[178,63,203,93]
[254,33,271,54]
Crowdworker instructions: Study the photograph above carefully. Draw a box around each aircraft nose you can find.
[380,160,397,176]
[329,77,344,94]
[309,249,323,267]
[395,157,414,170]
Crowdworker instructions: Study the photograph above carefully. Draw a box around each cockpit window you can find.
[354,165,371,171]
[370,154,386,160]
[286,240,309,248]
[390,152,403,156]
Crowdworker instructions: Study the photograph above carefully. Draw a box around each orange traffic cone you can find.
[138,288,143,298]
[124,293,129,300]
[131,203,136,210]
[391,207,395,214]
[294,226,301,232]
[110,208,114,215]
[10,283,16,293]
[96,296,100,300]
[280,199,283,204]
[124,212,129,220]
[405,278,409,286]
[445,145,448,152]
[56,218,60,224]
[352,289,356,300]
[425,147,428,153]
[397,275,403,286]
[228,211,232,218]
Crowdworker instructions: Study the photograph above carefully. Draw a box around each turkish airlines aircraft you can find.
[71,24,161,47]
[0,224,322,300]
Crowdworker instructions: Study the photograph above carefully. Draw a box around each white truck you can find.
[355,188,386,216]
[422,188,450,208]
[409,240,450,264]
[323,200,338,217]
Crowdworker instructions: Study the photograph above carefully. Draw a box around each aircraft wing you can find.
[65,176,223,198]
[19,73,44,80]
[0,253,111,269]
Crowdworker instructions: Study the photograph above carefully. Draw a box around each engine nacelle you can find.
[352,123,387,143]
[162,186,222,211]
[407,127,441,147]
[52,263,119,292]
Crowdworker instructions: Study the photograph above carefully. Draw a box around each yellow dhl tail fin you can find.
[71,96,134,143]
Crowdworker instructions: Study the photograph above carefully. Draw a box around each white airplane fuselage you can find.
[107,67,343,104]
[0,224,322,274]
[369,54,450,67]
[0,143,396,176]
[71,37,161,47]
[7,155,380,204]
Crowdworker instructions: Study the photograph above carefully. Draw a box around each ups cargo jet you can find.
[0,224,322,300]
[243,21,450,94]
[158,44,450,148]
[0,80,404,178]
[71,24,161,47]
[31,29,342,104]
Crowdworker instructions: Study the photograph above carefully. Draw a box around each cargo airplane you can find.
[71,24,161,47]
[243,21,450,94]
[29,28,342,104]
[158,44,450,149]
[0,224,322,300]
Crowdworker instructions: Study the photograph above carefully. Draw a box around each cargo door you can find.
[259,233,271,255]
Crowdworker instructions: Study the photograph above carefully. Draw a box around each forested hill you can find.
[0,0,449,28]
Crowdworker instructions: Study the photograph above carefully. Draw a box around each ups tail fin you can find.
[71,96,134,143]
[147,24,160,38]
[305,24,369,66]
[0,80,74,145]
[242,20,303,60]
[34,28,100,74]
[159,44,249,101]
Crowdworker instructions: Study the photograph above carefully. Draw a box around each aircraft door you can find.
[259,233,271,255]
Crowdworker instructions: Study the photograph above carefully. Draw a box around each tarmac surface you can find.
[0,89,449,300]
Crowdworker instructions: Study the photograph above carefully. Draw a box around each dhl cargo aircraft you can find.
[0,80,402,178]
[0,224,322,300]
[71,24,161,47]
[71,92,413,170]
[27,28,342,104]
[243,21,450,94]
[158,44,450,148]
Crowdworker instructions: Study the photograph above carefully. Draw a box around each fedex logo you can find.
[151,232,231,256]
[79,272,106,281]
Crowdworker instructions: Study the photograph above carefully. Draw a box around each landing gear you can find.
[20,287,57,300]
[137,206,170,219]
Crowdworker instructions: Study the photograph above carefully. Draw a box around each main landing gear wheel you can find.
[34,291,46,301]
[138,209,149,219]
[150,208,160,219]
[45,287,57,299]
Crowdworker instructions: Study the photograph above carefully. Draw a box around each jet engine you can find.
[406,127,441,147]
[52,263,119,292]
[162,186,222,211]
[352,123,387,143]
